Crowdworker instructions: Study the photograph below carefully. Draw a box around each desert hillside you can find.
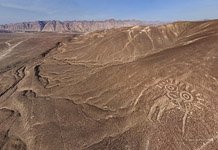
[0,20,218,150]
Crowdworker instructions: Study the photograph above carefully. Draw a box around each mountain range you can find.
[0,19,160,33]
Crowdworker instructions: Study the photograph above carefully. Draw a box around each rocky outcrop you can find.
[0,19,148,33]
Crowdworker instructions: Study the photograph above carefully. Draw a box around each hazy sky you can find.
[0,0,218,24]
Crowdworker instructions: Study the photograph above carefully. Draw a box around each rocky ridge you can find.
[0,19,151,33]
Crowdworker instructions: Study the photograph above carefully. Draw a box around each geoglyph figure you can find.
[148,78,206,134]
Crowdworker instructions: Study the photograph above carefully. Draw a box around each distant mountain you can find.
[0,30,12,33]
[0,19,155,33]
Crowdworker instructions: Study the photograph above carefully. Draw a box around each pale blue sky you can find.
[0,0,218,24]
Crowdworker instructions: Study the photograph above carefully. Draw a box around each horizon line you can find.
[0,18,217,26]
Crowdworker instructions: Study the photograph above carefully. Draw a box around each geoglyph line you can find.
[195,134,218,150]
[5,42,11,47]
[0,40,26,60]
[148,78,206,135]
[141,27,155,50]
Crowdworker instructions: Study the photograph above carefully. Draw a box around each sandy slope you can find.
[0,20,218,150]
